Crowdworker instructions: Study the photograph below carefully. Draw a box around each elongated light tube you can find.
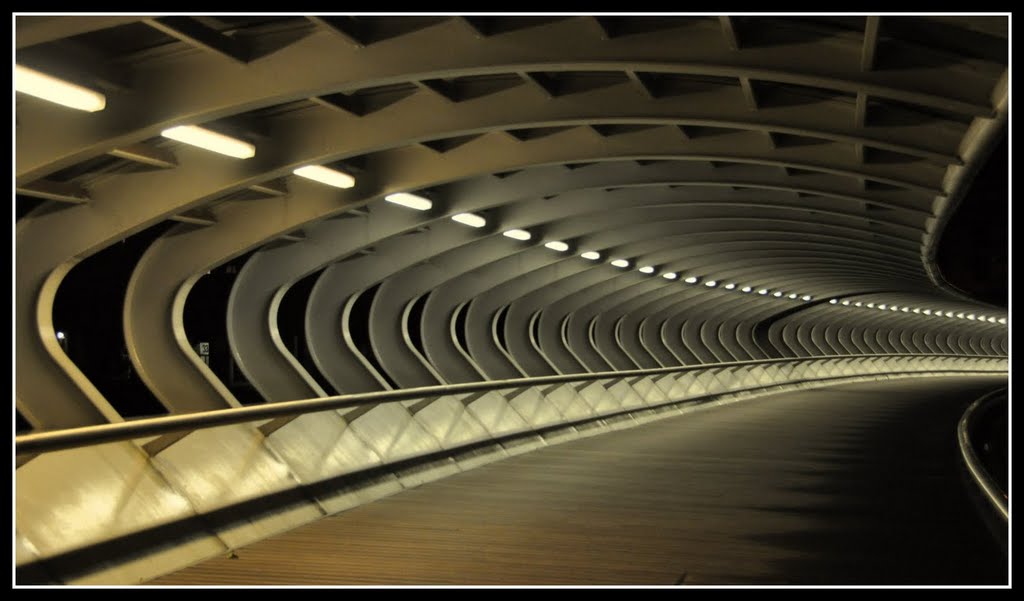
[385,192,431,211]
[545,241,569,252]
[662,272,678,280]
[685,276,700,284]
[724,283,736,290]
[788,293,798,299]
[705,280,718,288]
[611,259,629,268]
[452,212,486,228]
[773,291,784,298]
[163,125,256,159]
[16,64,106,112]
[829,299,839,304]
[581,251,601,260]
[758,289,769,295]
[503,229,531,241]
[639,266,655,274]
[741,286,753,293]
[802,295,813,301]
[842,300,851,306]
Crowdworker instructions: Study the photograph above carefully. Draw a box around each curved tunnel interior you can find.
[14,13,1008,585]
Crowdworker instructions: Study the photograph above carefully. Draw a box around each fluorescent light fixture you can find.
[758,289,769,295]
[967,314,976,320]
[385,192,432,211]
[163,125,256,159]
[741,286,753,293]
[999,317,1007,325]
[611,259,630,268]
[639,266,655,274]
[829,299,838,304]
[724,283,736,290]
[15,64,106,112]
[956,312,965,319]
[705,280,718,288]
[452,212,486,228]
[866,303,875,308]
[56,331,66,340]
[854,302,863,307]
[842,300,851,306]
[685,276,700,284]
[662,272,678,280]
[773,291,783,297]
[913,308,921,314]
[878,304,887,310]
[988,316,997,323]
[788,293,798,299]
[581,251,601,261]
[503,229,531,241]
[901,307,909,312]
[923,309,932,315]
[545,241,569,252]
[890,306,898,311]
[802,295,813,301]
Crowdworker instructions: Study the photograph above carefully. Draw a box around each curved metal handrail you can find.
[958,387,1009,521]
[15,353,1004,456]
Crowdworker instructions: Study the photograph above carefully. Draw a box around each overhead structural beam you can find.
[143,17,250,64]
[16,180,89,204]
[862,16,881,71]
[306,16,364,47]
[626,70,655,99]
[719,16,740,50]
[15,16,145,49]
[108,143,177,169]
[739,77,759,110]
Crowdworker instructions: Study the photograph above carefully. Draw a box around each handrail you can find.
[958,387,1009,521]
[15,353,1003,456]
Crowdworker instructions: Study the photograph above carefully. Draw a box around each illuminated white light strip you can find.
[923,309,932,315]
[662,272,678,280]
[967,314,977,320]
[999,318,1007,324]
[581,251,601,260]
[724,283,736,290]
[163,125,256,159]
[545,241,569,252]
[854,302,863,307]
[956,312,965,319]
[15,64,106,112]
[889,306,898,311]
[385,192,432,211]
[758,289,769,295]
[685,276,700,284]
[879,304,887,310]
[901,307,909,312]
[773,291,783,298]
[788,293,798,299]
[639,266,655,274]
[867,303,875,308]
[502,229,531,241]
[611,259,630,268]
[705,280,718,288]
[452,212,486,228]
[829,299,839,304]
[913,308,921,314]
[802,295,813,301]
[842,300,851,306]
[741,286,752,293]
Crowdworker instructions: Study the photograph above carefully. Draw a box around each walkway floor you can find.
[151,375,1007,585]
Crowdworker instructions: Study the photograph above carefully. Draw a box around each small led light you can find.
[967,314,976,320]
[164,125,256,159]
[842,300,851,306]
[384,192,432,211]
[15,64,106,112]
[758,289,769,295]
[452,212,487,228]
[913,308,921,314]
[773,291,783,297]
[988,316,997,323]
[545,241,569,252]
[639,266,655,274]
[705,280,718,288]
[901,307,909,312]
[502,229,531,241]
[581,251,601,260]
[685,276,700,284]
[611,259,630,268]
[854,302,863,307]
[56,331,66,340]
[788,293,798,299]
[999,318,1007,325]
[879,304,887,310]
[724,283,736,290]
[866,303,875,308]
[956,312,965,319]
[741,286,752,293]
[803,295,813,302]
[662,272,678,280]
[923,309,932,315]
[829,299,839,304]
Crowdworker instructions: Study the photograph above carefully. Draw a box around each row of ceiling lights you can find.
[827,298,1005,324]
[19,66,1009,328]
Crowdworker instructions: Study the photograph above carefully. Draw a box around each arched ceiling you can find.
[15,14,1009,428]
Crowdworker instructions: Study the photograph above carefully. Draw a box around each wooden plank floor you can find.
[151,376,1008,586]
